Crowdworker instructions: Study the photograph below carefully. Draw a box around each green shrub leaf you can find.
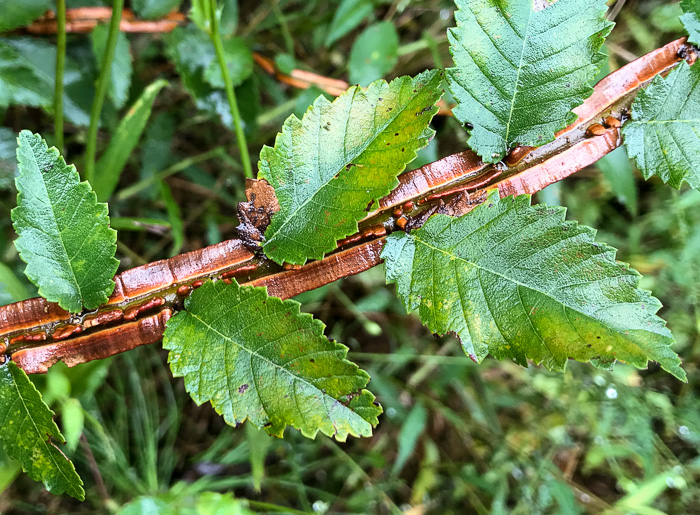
[0,0,51,32]
[349,22,399,87]
[681,0,700,44]
[0,37,94,127]
[382,192,685,380]
[11,131,119,313]
[0,361,84,500]
[165,26,253,128]
[91,24,133,110]
[93,79,169,201]
[0,39,53,109]
[163,280,382,441]
[446,0,612,163]
[133,0,183,20]
[622,61,700,190]
[260,70,443,265]
[325,0,374,47]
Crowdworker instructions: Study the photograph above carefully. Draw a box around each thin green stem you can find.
[114,147,225,201]
[54,0,66,155]
[272,0,295,56]
[208,0,254,179]
[84,0,124,185]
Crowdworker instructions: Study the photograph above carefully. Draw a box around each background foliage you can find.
[1,0,700,513]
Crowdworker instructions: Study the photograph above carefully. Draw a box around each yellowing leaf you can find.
[0,361,84,500]
[163,280,382,441]
[260,70,443,265]
[382,192,685,380]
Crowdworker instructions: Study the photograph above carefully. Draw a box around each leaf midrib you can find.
[4,364,80,497]
[21,139,83,307]
[504,5,535,145]
[408,232,670,352]
[266,77,430,245]
[186,311,370,427]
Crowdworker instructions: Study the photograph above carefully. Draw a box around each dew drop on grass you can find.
[605,385,617,399]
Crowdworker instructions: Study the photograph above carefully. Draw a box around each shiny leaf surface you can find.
[382,192,685,380]
[11,131,118,312]
[0,361,84,500]
[622,61,700,190]
[260,70,443,265]
[164,280,382,441]
[446,0,612,163]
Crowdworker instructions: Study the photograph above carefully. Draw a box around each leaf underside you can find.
[0,361,84,500]
[11,131,119,313]
[382,192,685,381]
[446,0,612,163]
[260,70,444,265]
[681,0,700,45]
[163,280,382,441]
[622,61,700,191]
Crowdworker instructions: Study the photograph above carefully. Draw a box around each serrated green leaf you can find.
[133,0,183,20]
[11,131,119,313]
[681,0,700,45]
[163,280,382,441]
[202,36,253,89]
[325,0,374,47]
[0,37,95,127]
[260,70,443,265]
[93,79,169,201]
[382,191,685,381]
[622,61,700,191]
[0,361,84,500]
[0,0,51,32]
[91,24,133,110]
[446,0,612,163]
[0,39,52,109]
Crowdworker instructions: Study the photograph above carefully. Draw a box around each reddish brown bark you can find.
[0,38,691,374]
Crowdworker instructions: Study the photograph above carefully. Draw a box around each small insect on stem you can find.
[396,216,408,230]
[505,145,535,167]
[603,116,621,129]
[586,123,607,137]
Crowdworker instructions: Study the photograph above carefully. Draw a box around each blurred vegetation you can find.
[1,0,699,513]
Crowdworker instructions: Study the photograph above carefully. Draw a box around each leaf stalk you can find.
[84,0,124,185]
[207,0,254,179]
[54,0,66,154]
